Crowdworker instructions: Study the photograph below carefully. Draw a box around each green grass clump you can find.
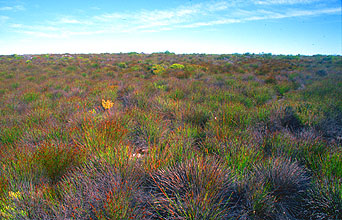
[23,92,39,103]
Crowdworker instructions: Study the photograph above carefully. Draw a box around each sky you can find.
[0,0,341,55]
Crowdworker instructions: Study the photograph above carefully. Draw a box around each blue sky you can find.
[0,0,341,55]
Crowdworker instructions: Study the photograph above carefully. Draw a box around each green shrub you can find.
[153,80,168,91]
[5,73,14,79]
[169,63,184,70]
[91,63,99,68]
[151,64,166,76]
[118,62,128,68]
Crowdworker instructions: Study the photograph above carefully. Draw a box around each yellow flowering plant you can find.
[102,99,114,110]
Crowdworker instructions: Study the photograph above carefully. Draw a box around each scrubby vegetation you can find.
[0,52,341,219]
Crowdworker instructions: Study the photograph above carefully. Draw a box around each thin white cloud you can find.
[8,0,341,38]
[93,13,127,21]
[208,1,229,11]
[246,7,341,20]
[8,0,232,37]
[90,6,100,10]
[14,29,106,39]
[180,7,340,28]
[0,5,25,11]
[10,23,60,31]
[0,6,12,11]
[10,23,23,28]
[255,0,322,5]
[287,7,341,17]
[59,18,84,24]
[180,18,241,28]
[0,15,9,25]
[93,1,228,26]
[46,17,94,25]
[15,5,25,11]
[15,30,62,38]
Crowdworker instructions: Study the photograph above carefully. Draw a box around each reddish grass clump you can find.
[35,142,86,183]
[58,161,145,219]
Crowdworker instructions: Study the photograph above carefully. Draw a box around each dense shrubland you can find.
[0,52,341,219]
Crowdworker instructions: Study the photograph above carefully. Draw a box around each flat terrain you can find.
[0,53,341,219]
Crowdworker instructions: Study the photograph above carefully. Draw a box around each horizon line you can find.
[1,51,341,56]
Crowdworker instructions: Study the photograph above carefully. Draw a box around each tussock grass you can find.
[144,157,238,219]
